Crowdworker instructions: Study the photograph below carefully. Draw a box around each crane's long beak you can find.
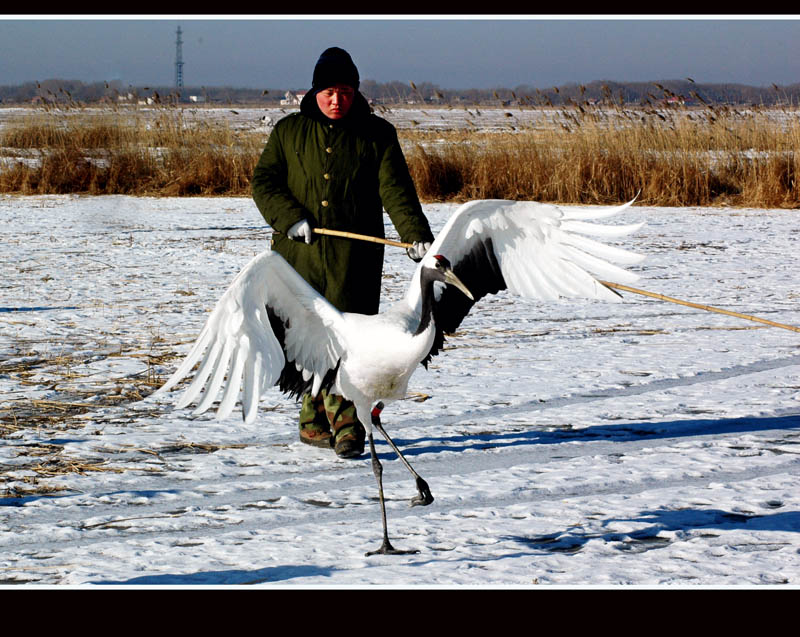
[444,269,474,301]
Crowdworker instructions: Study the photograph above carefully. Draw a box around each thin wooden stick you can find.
[312,227,412,248]
[310,227,800,334]
[599,280,800,333]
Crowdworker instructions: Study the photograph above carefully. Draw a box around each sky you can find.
[1,15,799,90]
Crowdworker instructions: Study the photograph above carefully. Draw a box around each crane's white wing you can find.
[405,198,644,361]
[155,250,345,424]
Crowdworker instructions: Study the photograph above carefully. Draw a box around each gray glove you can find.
[287,219,314,244]
[406,241,431,262]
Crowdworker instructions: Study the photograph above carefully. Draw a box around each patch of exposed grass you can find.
[0,342,179,438]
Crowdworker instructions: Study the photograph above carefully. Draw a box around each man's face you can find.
[316,84,355,120]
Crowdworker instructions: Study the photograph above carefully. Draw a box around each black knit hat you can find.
[312,47,360,91]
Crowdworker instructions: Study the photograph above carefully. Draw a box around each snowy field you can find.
[0,104,572,134]
[4,102,796,137]
[1,193,799,588]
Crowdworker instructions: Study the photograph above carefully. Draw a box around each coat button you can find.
[326,147,333,154]
[321,200,329,207]
[323,173,330,180]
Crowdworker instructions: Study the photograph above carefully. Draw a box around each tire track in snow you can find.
[5,354,799,555]
[6,413,798,556]
[391,353,800,431]
[7,454,799,559]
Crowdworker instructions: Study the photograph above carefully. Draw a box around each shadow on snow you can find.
[505,507,800,555]
[91,564,337,586]
[381,412,800,459]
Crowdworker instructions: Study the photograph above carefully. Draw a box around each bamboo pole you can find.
[312,227,412,248]
[598,280,800,333]
[310,227,800,334]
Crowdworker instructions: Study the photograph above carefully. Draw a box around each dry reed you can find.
[404,102,800,208]
[1,99,798,207]
[0,106,263,196]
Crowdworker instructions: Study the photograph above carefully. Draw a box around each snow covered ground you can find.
[0,104,572,135]
[1,194,799,588]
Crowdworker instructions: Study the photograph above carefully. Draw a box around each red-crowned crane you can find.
[155,197,644,555]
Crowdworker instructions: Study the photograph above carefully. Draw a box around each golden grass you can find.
[0,106,263,196]
[403,104,800,207]
[1,100,798,207]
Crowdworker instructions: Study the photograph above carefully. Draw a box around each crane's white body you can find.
[335,310,436,422]
[156,198,645,430]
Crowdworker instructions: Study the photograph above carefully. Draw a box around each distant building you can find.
[280,90,306,106]
[189,95,206,103]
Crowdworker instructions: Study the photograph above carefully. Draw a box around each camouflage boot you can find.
[324,392,366,459]
[298,392,333,448]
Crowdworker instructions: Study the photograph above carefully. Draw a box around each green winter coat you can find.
[251,92,434,316]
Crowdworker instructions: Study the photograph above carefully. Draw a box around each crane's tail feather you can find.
[561,220,644,238]
[153,323,214,397]
[185,338,230,412]
[241,349,263,424]
[559,243,642,286]
[215,340,248,420]
[558,231,646,267]
[174,337,223,409]
[559,195,638,221]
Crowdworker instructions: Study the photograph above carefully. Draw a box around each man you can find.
[251,47,434,459]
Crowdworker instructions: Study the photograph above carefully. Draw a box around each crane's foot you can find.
[365,538,420,557]
[411,477,434,507]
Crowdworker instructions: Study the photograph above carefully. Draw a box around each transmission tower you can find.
[175,26,184,89]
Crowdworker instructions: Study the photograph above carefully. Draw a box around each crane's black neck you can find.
[414,267,439,336]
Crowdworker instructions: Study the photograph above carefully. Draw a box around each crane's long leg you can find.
[365,431,419,556]
[371,402,433,507]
